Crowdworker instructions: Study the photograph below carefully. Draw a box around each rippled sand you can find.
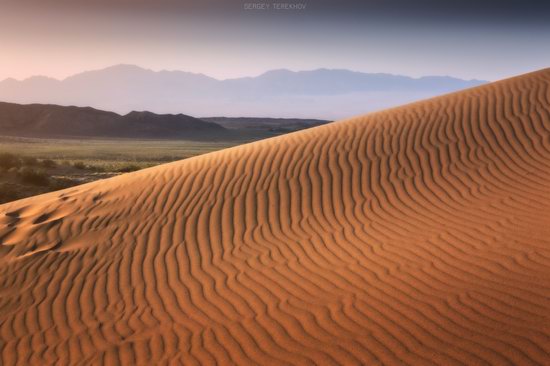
[1,69,550,365]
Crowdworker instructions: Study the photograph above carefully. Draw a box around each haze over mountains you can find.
[0,65,487,119]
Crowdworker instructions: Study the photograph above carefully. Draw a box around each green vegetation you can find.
[72,161,87,170]
[117,164,141,173]
[0,137,243,204]
[17,166,50,186]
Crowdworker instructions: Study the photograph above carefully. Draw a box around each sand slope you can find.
[1,69,550,365]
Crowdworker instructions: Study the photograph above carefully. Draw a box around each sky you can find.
[1,0,549,81]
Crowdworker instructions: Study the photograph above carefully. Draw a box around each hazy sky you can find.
[1,0,549,81]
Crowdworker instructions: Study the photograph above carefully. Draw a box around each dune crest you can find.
[1,69,550,365]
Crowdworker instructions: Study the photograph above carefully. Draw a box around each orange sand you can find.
[1,69,550,365]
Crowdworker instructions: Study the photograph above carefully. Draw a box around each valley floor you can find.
[0,136,244,204]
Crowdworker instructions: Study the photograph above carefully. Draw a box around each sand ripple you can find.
[1,69,550,365]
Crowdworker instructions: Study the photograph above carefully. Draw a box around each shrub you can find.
[73,161,87,170]
[87,165,105,172]
[22,156,39,166]
[117,164,141,173]
[17,167,49,186]
[0,153,21,169]
[0,183,21,204]
[41,159,57,168]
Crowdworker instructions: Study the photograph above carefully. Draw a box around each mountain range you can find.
[0,102,227,140]
[0,101,329,140]
[0,65,487,119]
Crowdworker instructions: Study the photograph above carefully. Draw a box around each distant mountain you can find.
[0,102,228,140]
[0,65,487,119]
[220,68,486,94]
[202,117,329,132]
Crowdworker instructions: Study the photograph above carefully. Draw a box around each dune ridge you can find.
[1,69,550,365]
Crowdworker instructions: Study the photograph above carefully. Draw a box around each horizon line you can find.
[0,64,490,84]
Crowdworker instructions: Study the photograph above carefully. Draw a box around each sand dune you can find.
[1,69,550,365]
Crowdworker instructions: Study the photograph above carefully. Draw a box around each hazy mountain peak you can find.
[0,65,488,119]
[17,75,60,84]
[259,69,295,76]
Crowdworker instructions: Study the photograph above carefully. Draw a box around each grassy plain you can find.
[0,136,245,204]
